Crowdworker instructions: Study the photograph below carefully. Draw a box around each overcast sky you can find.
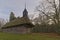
[0,0,40,20]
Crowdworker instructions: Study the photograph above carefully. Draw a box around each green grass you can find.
[0,32,60,40]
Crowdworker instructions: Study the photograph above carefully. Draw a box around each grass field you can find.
[0,32,60,40]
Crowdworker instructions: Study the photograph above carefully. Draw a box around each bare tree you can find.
[0,18,6,28]
[35,0,59,24]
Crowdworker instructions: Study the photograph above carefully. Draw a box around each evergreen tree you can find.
[10,12,16,21]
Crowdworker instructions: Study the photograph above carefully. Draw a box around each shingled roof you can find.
[2,17,34,28]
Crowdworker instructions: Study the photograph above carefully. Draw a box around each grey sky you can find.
[0,0,40,20]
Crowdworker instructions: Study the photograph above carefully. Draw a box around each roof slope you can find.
[3,17,34,28]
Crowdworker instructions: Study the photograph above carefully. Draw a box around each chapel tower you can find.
[23,2,28,18]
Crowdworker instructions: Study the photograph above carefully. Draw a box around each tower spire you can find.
[23,0,28,18]
[25,0,26,9]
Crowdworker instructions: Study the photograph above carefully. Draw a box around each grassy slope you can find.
[0,32,60,40]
